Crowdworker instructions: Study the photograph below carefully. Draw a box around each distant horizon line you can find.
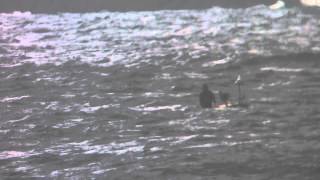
[0,0,312,14]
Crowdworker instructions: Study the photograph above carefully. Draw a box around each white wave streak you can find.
[186,140,262,149]
[7,115,31,124]
[0,95,30,103]
[202,58,232,67]
[171,135,198,145]
[47,140,144,156]
[261,67,304,72]
[0,150,37,159]
[80,104,117,113]
[130,104,184,112]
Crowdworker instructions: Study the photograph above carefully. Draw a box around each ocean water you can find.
[1,5,320,179]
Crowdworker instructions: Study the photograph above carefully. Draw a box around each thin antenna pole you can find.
[235,75,241,105]
[238,82,241,105]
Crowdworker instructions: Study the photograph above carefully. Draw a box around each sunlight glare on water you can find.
[1,4,320,179]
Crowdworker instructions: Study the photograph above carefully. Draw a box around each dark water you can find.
[1,5,320,179]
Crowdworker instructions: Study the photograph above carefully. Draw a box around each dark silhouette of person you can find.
[219,91,230,107]
[199,84,216,108]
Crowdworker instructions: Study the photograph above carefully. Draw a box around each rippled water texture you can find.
[1,5,320,179]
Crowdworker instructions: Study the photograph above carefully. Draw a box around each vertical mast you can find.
[235,75,241,105]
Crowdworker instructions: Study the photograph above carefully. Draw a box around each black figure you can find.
[219,91,230,107]
[199,84,216,108]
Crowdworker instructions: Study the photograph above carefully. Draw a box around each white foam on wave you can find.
[52,118,84,129]
[61,93,76,98]
[7,115,31,124]
[0,150,36,159]
[255,80,292,90]
[0,11,33,17]
[186,143,218,148]
[168,93,192,98]
[45,101,59,110]
[150,147,163,152]
[186,140,262,149]
[147,136,174,142]
[92,168,117,175]
[204,119,230,125]
[80,103,118,113]
[261,67,304,72]
[171,135,198,145]
[0,95,30,103]
[48,140,145,156]
[184,72,208,79]
[130,104,184,112]
[202,58,231,67]
[143,92,165,97]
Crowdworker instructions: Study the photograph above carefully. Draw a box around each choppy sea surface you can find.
[1,4,320,179]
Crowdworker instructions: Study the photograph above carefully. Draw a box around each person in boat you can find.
[219,91,230,107]
[199,84,216,108]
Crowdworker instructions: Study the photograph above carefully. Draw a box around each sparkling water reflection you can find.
[1,5,320,179]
